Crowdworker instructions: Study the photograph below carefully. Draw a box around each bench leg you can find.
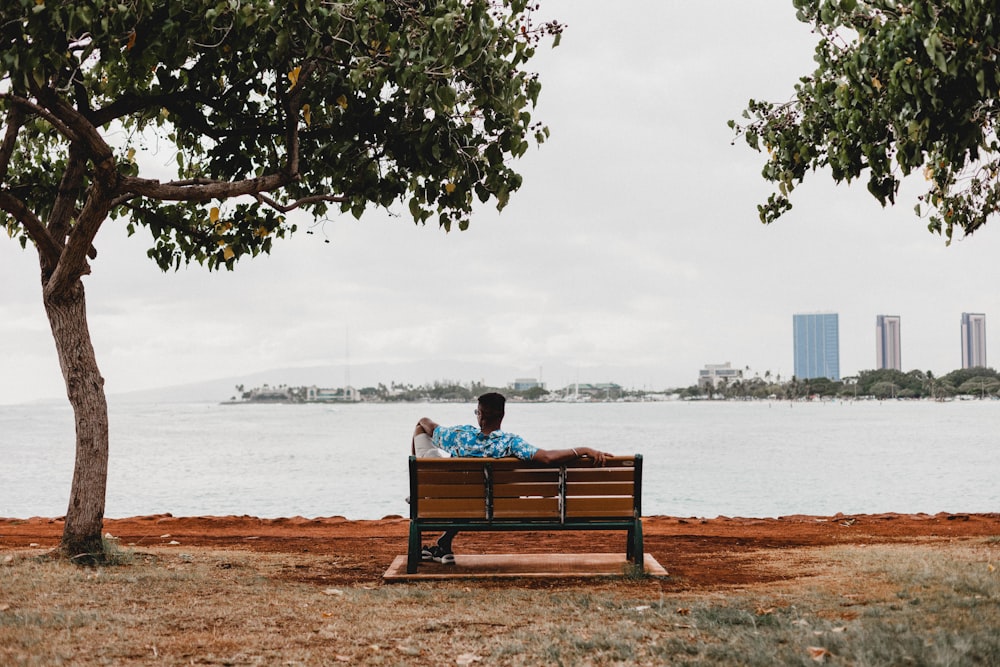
[626,521,644,570]
[407,523,422,573]
[631,520,645,570]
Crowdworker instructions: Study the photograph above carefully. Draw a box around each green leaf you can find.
[923,33,948,73]
[732,0,1000,239]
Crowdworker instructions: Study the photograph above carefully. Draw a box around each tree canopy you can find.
[731,0,1000,242]
[2,0,558,277]
[0,0,558,559]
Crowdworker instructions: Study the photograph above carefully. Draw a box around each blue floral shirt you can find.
[432,425,538,460]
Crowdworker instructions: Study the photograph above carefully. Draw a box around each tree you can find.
[941,366,1000,387]
[857,368,921,396]
[731,0,1000,242]
[518,386,549,401]
[957,376,1000,397]
[870,380,898,399]
[679,385,704,400]
[801,376,841,398]
[1,0,559,561]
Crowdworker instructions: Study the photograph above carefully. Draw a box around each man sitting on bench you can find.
[412,391,609,564]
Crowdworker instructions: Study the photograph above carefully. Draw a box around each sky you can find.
[3,1,999,405]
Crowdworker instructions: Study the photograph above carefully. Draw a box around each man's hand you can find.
[415,417,439,436]
[575,447,610,466]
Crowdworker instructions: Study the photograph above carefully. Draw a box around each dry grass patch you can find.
[2,539,998,666]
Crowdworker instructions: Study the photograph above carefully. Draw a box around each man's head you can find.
[476,392,506,429]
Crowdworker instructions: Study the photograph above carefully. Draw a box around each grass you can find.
[1,540,998,665]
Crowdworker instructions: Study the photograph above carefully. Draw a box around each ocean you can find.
[1,399,998,520]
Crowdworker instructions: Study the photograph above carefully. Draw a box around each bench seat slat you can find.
[415,484,486,499]
[417,498,486,519]
[492,469,561,483]
[566,469,635,482]
[418,470,485,484]
[565,481,634,496]
[565,496,635,518]
[494,481,561,497]
[493,496,560,518]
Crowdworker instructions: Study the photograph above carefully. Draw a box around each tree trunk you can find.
[43,277,109,562]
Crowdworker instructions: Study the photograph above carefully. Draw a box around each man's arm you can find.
[531,446,609,466]
[415,417,439,437]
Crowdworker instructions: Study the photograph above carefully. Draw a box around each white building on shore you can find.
[698,362,743,389]
[305,386,359,402]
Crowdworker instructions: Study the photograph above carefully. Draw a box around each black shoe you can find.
[427,545,455,565]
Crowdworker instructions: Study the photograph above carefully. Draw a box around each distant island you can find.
[224,379,638,404]
[225,366,1000,404]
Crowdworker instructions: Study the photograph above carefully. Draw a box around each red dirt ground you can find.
[3,512,998,589]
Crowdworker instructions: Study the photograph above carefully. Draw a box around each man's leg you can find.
[436,529,458,553]
[412,430,451,458]
[411,424,455,563]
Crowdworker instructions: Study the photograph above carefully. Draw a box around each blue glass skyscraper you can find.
[793,313,840,381]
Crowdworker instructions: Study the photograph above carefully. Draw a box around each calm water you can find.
[1,399,998,520]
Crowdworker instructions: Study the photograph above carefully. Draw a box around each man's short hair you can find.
[477,392,506,420]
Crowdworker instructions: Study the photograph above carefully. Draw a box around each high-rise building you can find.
[793,313,840,381]
[876,315,902,371]
[961,312,987,369]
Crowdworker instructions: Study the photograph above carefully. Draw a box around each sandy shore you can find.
[3,511,998,588]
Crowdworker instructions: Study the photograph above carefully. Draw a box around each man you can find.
[411,392,610,564]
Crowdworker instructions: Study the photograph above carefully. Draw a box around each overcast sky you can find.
[3,1,999,405]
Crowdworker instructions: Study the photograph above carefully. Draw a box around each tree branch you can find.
[86,66,271,136]
[282,61,317,179]
[34,88,114,166]
[0,105,25,179]
[46,144,89,252]
[0,191,62,267]
[88,90,217,133]
[12,89,119,292]
[45,158,117,295]
[254,191,349,213]
[120,172,294,202]
[0,93,78,142]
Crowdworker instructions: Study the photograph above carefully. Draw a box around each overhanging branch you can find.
[120,172,295,202]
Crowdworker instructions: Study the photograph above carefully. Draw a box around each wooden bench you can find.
[407,454,644,574]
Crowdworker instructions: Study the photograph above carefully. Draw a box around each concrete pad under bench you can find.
[384,552,667,581]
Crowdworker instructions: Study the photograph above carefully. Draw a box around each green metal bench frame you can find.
[407,454,644,574]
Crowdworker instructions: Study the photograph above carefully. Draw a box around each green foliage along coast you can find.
[227,366,1000,404]
[681,366,1000,401]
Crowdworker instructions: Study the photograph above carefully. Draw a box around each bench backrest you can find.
[409,455,642,523]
